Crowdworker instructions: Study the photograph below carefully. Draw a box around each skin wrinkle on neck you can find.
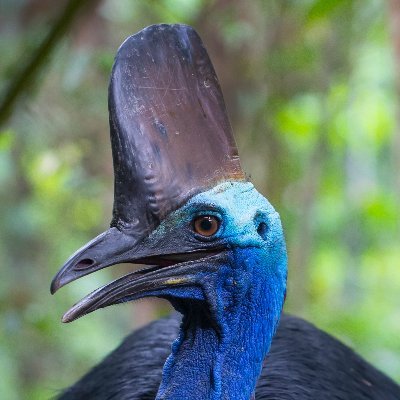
[152,182,287,400]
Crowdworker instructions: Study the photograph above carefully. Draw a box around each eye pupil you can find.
[200,218,213,231]
[193,215,220,237]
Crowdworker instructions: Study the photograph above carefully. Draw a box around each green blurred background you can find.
[1,0,399,398]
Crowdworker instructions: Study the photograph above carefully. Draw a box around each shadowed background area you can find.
[0,1,399,399]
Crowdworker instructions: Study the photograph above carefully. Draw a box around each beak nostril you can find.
[74,258,95,270]
[257,222,268,240]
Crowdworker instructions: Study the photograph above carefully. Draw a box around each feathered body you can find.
[57,314,400,400]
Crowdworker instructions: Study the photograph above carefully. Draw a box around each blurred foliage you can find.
[1,0,399,398]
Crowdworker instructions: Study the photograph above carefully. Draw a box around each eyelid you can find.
[194,210,221,218]
[191,206,223,219]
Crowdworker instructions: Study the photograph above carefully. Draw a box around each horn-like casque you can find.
[109,24,244,238]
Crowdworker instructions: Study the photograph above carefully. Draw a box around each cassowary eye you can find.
[193,215,220,237]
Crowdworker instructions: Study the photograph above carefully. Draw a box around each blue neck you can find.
[155,248,286,400]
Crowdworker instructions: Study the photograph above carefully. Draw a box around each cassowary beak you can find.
[51,226,223,323]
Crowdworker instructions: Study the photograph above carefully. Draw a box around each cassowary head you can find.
[51,24,287,400]
[53,181,286,326]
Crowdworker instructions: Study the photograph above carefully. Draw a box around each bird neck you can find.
[155,248,286,400]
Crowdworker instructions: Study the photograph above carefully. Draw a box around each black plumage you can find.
[57,314,400,400]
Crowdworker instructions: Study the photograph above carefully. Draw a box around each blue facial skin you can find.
[142,182,287,400]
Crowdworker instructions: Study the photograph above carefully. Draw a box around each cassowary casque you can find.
[51,24,400,400]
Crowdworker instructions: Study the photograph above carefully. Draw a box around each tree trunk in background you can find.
[388,0,400,205]
[0,0,102,128]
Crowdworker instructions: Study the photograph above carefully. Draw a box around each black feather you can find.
[56,314,400,400]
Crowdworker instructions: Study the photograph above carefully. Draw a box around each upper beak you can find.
[51,227,224,323]
[50,227,134,294]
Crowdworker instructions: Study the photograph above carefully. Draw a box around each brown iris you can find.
[193,215,220,237]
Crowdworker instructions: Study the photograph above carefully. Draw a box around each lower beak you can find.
[50,227,223,323]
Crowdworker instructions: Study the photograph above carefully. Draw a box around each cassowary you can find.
[51,24,400,400]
